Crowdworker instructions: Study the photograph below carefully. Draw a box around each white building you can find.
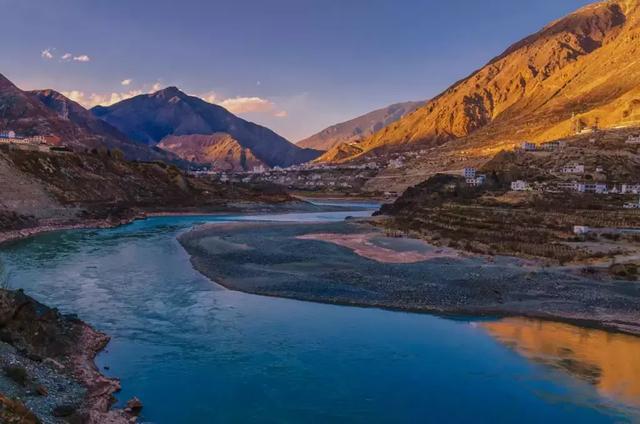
[624,196,640,209]
[625,135,640,144]
[573,226,590,235]
[561,164,585,174]
[467,174,486,186]
[0,130,16,139]
[252,165,267,174]
[510,180,530,191]
[463,168,476,179]
[388,158,404,169]
[521,142,537,152]
[620,184,640,194]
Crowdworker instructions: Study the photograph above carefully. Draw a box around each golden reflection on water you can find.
[483,318,640,408]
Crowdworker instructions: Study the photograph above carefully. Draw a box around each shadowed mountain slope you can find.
[92,88,321,167]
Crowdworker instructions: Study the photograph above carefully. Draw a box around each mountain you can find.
[318,0,640,163]
[0,73,83,141]
[0,72,176,161]
[92,87,321,167]
[157,133,266,171]
[30,89,178,162]
[297,101,423,151]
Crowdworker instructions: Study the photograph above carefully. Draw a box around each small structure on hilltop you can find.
[521,141,537,152]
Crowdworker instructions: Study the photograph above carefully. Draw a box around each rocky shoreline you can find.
[0,289,140,423]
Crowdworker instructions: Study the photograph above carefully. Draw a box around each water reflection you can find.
[484,318,640,409]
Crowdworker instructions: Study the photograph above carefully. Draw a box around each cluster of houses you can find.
[510,177,640,198]
[464,168,486,186]
[0,130,62,150]
[519,141,567,152]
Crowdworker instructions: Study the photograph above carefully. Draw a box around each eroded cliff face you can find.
[319,0,640,163]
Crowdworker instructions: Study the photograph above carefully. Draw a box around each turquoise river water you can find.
[0,203,638,423]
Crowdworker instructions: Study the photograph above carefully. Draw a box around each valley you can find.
[2,0,640,422]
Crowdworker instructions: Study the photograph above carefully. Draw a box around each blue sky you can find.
[0,0,592,141]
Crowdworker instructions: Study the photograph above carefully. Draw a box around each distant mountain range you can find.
[297,101,423,151]
[317,0,640,163]
[92,87,321,168]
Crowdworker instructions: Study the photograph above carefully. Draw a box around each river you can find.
[0,204,638,423]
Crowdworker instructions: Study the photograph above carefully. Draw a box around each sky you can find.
[0,0,593,141]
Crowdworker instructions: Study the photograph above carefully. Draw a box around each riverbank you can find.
[0,289,138,423]
[179,220,640,336]
[0,199,352,247]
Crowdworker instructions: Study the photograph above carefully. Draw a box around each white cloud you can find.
[41,49,54,60]
[61,53,73,61]
[73,54,91,62]
[62,89,143,108]
[121,79,132,86]
[150,82,162,92]
[198,92,287,118]
[219,96,276,114]
[199,91,217,104]
[274,110,288,118]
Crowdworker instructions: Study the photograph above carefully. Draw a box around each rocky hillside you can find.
[297,101,423,151]
[0,147,292,235]
[0,73,79,141]
[318,0,640,163]
[92,87,321,167]
[157,133,266,171]
[31,89,178,162]
[0,73,170,162]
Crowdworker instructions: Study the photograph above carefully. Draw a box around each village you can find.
[459,134,640,210]
[0,130,65,152]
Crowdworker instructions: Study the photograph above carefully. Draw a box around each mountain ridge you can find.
[317,0,640,163]
[297,101,423,151]
[92,88,321,168]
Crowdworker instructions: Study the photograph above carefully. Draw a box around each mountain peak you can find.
[153,86,185,99]
[317,0,640,163]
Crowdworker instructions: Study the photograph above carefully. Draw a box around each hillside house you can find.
[624,196,640,209]
[561,164,585,174]
[573,226,590,235]
[466,174,486,186]
[626,135,640,144]
[540,141,566,151]
[510,180,530,191]
[463,168,476,179]
[575,183,607,194]
[521,142,537,152]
